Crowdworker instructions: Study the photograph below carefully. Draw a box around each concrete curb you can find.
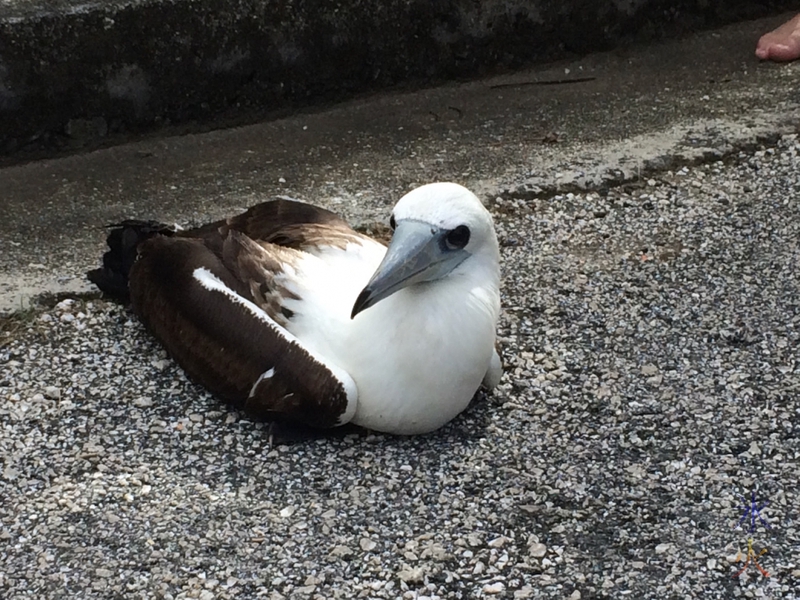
[0,0,795,160]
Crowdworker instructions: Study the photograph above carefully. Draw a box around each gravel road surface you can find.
[2,136,799,599]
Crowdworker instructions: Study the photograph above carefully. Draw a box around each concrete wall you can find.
[0,0,795,159]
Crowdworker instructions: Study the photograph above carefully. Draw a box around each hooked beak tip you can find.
[350,288,372,319]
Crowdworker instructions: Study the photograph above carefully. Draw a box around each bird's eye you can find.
[389,215,396,230]
[445,225,470,249]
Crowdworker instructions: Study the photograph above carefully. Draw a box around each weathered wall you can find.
[0,0,795,158]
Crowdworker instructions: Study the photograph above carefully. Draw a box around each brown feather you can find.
[221,230,301,327]
[128,235,351,428]
[182,199,363,253]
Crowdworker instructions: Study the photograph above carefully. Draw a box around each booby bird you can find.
[88,182,502,435]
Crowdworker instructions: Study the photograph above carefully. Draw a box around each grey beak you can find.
[351,220,467,319]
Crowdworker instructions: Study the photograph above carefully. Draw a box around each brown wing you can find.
[88,199,371,302]
[182,198,363,254]
[128,234,356,428]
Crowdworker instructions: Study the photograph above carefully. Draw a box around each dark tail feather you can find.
[87,220,177,301]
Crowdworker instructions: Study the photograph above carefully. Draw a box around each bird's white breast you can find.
[281,237,499,435]
[344,280,498,434]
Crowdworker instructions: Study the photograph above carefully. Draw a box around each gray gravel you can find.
[2,135,799,599]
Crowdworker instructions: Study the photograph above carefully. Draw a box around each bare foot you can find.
[756,14,800,62]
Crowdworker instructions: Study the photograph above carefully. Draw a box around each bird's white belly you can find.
[342,290,496,434]
[285,244,499,435]
[349,361,484,434]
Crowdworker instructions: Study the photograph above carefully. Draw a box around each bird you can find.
[88,182,502,435]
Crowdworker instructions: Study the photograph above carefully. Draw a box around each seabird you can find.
[88,182,502,435]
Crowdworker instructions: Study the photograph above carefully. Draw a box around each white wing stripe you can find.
[192,267,358,424]
[248,367,276,399]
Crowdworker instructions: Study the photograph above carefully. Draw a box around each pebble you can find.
[360,538,377,551]
[329,545,352,558]
[529,543,547,558]
[488,536,509,548]
[43,386,61,399]
[397,566,424,583]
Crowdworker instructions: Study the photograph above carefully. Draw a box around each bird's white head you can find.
[352,182,500,318]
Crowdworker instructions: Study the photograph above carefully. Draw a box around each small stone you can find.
[329,545,352,558]
[641,364,659,376]
[55,299,74,311]
[655,543,671,554]
[293,586,315,595]
[279,506,295,518]
[95,568,113,578]
[43,386,61,400]
[360,538,377,551]
[151,359,171,371]
[397,565,424,583]
[488,536,509,548]
[482,582,505,594]
[529,543,547,558]
[595,385,612,398]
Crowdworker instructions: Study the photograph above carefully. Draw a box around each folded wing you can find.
[129,232,358,428]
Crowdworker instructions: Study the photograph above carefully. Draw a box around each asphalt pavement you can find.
[1,14,799,600]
